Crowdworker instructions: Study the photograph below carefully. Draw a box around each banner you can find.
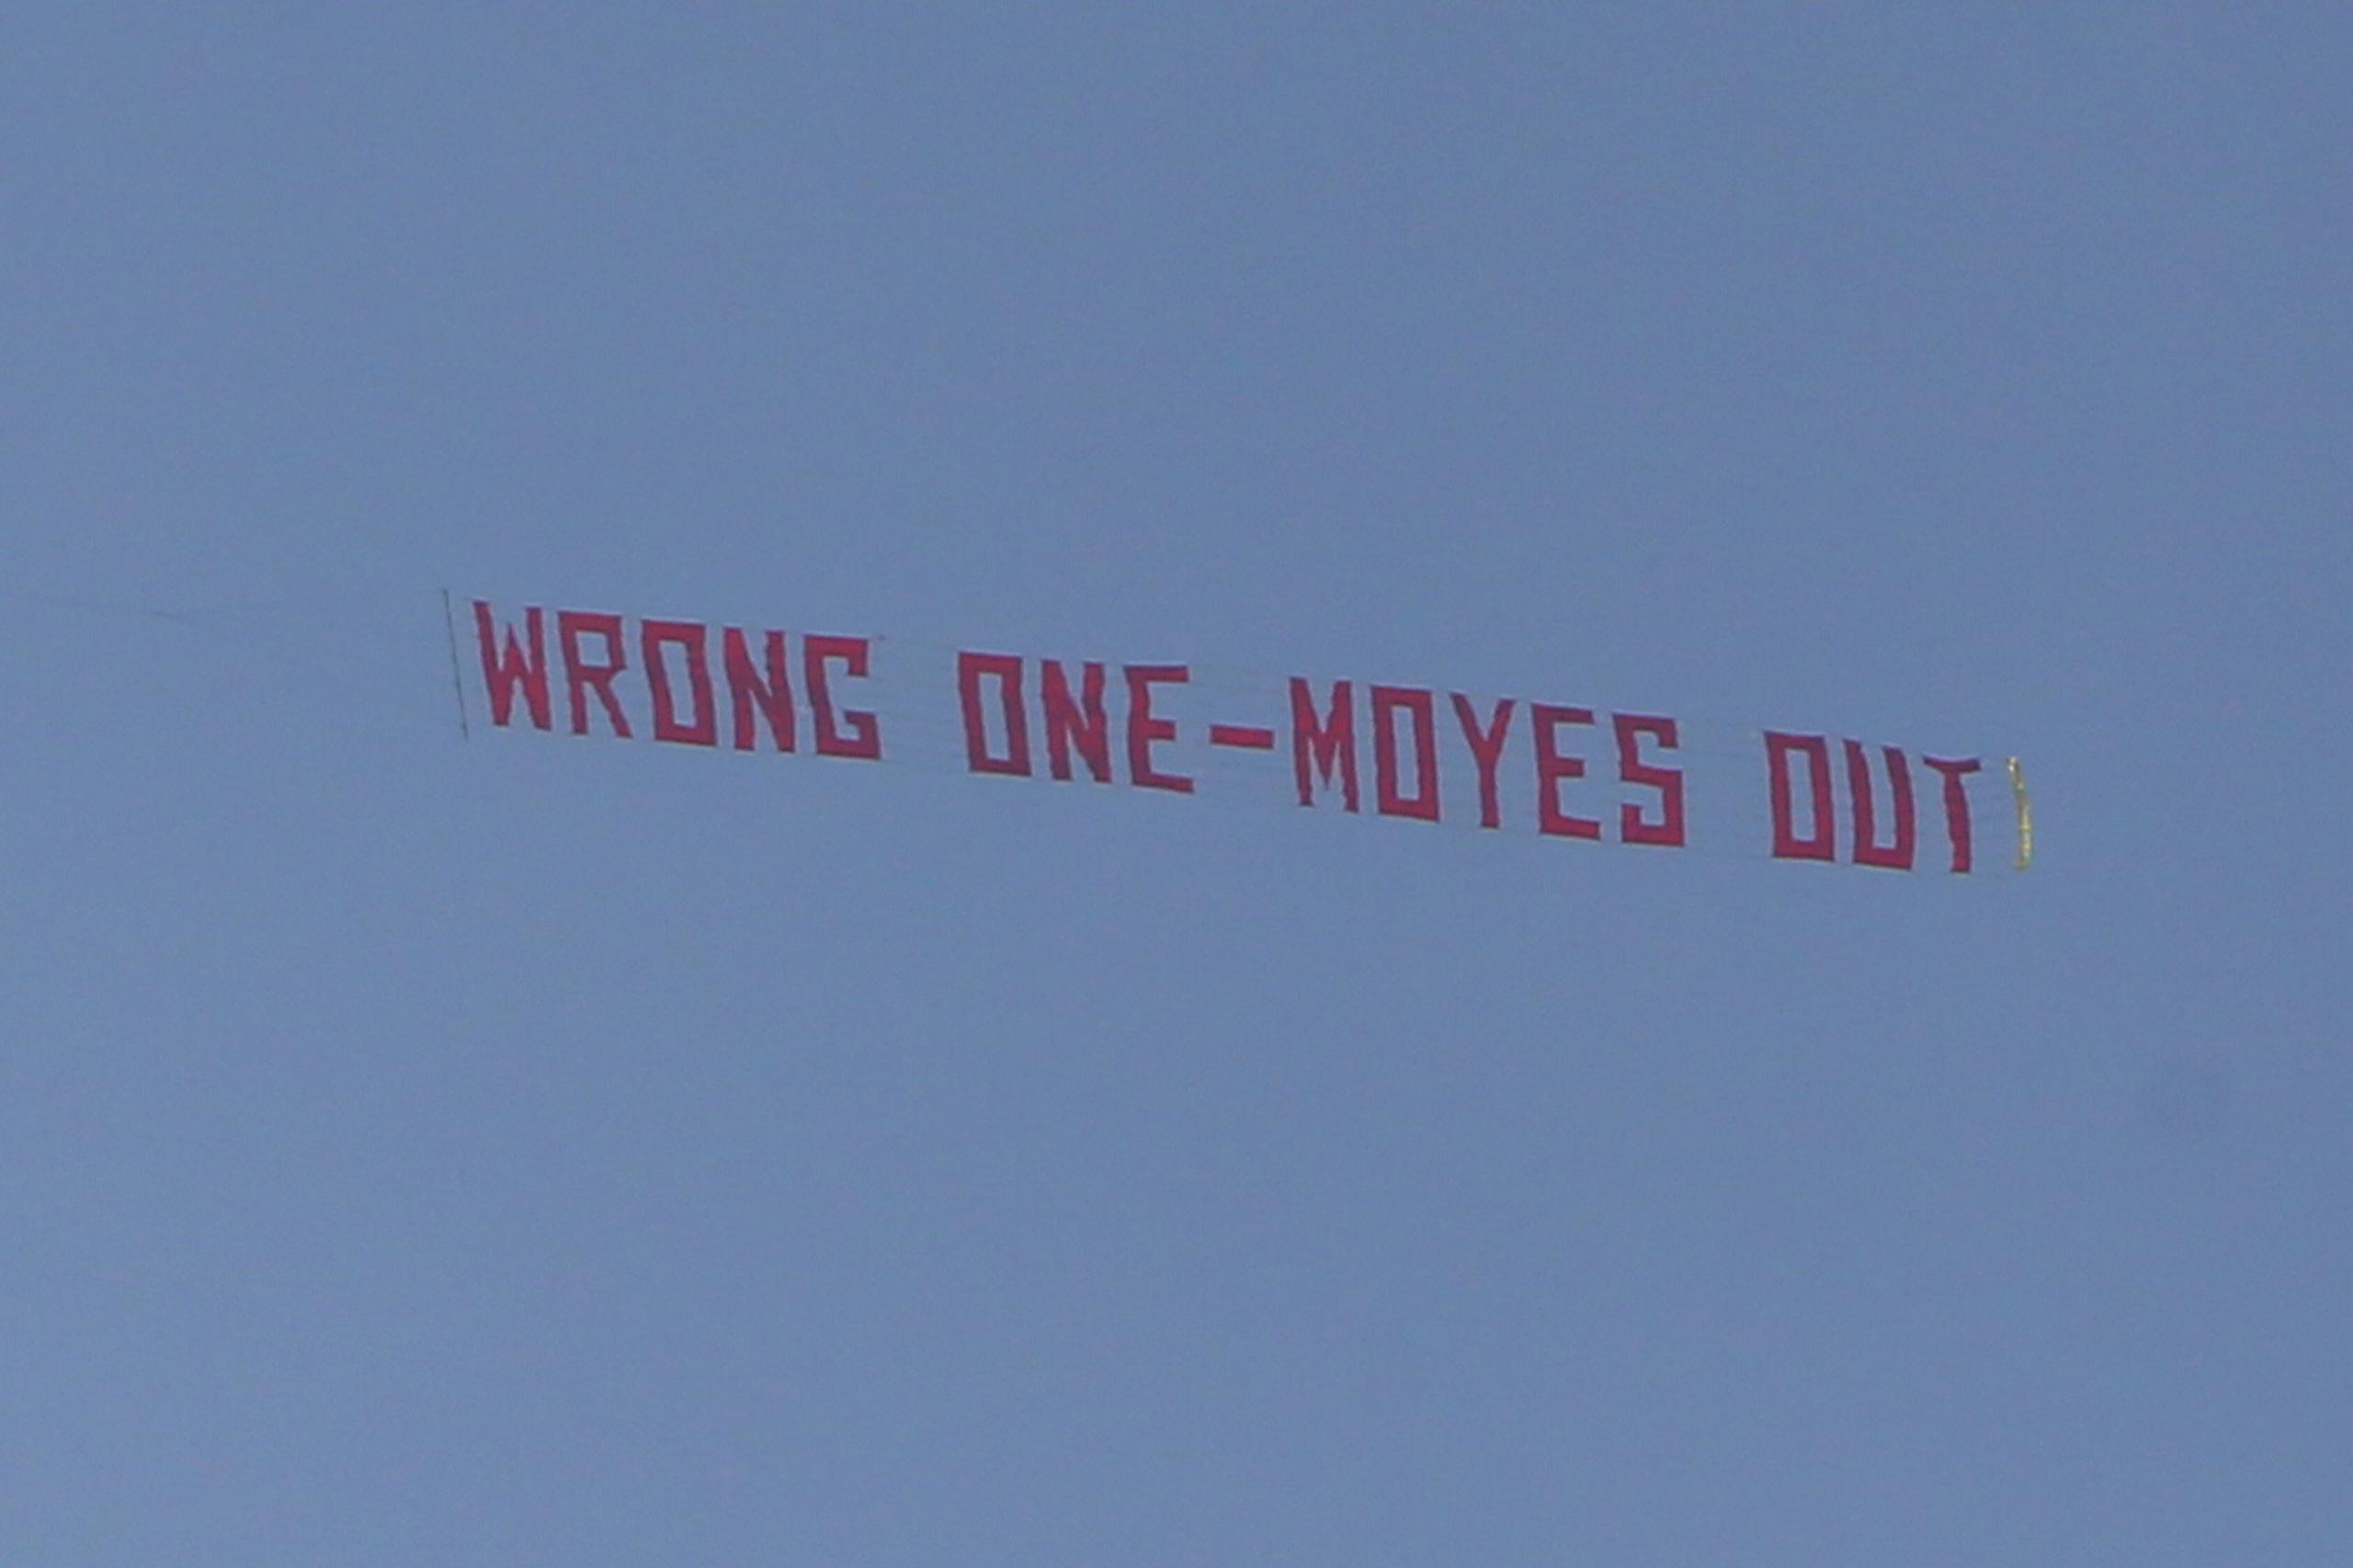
[457,597,2031,876]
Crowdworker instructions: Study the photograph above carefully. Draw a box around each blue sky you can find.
[5,6,2347,1563]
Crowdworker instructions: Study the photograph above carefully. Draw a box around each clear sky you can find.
[4,6,2347,1563]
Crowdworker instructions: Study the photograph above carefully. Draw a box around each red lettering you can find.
[1041,660,1111,783]
[1614,714,1686,847]
[558,610,631,739]
[1766,732,1836,860]
[958,652,1032,777]
[1290,679,1358,812]
[642,619,717,747]
[472,601,551,731]
[1449,695,1515,830]
[1531,704,1601,840]
[1845,741,1916,870]
[804,634,882,760]
[1123,665,1192,793]
[1371,686,1440,823]
[1923,756,1984,874]
[722,628,795,753]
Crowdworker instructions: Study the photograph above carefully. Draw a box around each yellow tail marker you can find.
[2007,756,2034,870]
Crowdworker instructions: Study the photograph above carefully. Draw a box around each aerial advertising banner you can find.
[455,597,2032,876]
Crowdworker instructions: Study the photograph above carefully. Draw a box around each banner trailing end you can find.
[2007,756,2033,870]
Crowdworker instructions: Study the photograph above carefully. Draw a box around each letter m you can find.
[1290,678,1358,812]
